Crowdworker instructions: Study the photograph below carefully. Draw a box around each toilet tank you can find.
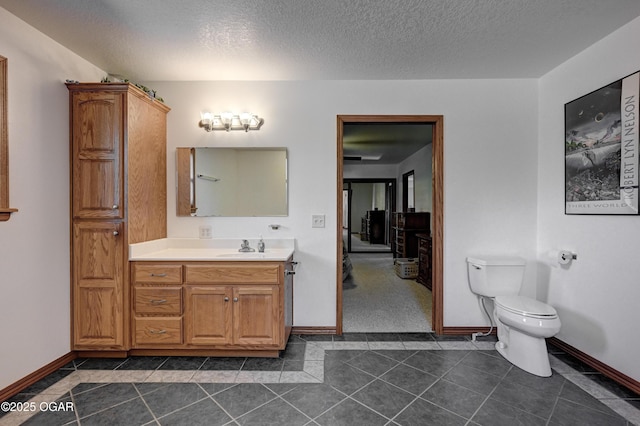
[466,256,526,297]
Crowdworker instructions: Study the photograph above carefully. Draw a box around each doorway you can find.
[336,115,444,334]
[343,179,395,253]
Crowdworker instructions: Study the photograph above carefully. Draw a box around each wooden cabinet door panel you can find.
[184,286,232,345]
[73,221,124,348]
[75,286,120,345]
[72,91,123,218]
[233,286,280,346]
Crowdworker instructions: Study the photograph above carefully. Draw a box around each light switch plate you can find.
[311,214,325,228]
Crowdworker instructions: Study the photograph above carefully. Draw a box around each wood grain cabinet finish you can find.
[131,260,293,353]
[72,221,124,348]
[68,83,170,352]
[71,91,123,219]
[131,263,184,347]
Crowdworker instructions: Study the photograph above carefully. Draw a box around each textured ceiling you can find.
[3,0,640,163]
[2,0,640,82]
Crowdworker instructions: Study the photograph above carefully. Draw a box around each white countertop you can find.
[129,238,295,261]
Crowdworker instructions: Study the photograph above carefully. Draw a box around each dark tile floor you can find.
[1,334,638,425]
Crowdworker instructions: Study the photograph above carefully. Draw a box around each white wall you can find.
[149,78,539,329]
[538,17,640,381]
[0,8,105,390]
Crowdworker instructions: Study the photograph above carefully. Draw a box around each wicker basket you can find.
[394,258,418,279]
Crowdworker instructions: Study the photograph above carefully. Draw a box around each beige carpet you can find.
[342,252,432,332]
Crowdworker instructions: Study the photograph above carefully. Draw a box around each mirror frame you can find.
[0,55,17,221]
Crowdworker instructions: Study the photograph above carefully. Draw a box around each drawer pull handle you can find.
[150,273,167,277]
[150,299,167,305]
[149,329,167,334]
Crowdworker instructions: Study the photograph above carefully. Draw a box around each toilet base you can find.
[495,327,553,377]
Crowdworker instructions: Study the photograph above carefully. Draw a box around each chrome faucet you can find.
[238,239,255,252]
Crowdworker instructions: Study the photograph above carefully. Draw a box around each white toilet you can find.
[466,256,561,377]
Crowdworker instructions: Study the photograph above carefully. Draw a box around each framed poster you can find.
[565,71,639,214]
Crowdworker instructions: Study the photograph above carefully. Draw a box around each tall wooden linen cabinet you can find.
[67,83,170,352]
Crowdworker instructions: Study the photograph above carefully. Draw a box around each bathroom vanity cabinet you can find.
[131,260,294,356]
[67,83,170,351]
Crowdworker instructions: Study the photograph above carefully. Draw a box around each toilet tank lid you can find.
[466,256,525,266]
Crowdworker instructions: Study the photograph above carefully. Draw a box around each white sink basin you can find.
[129,238,294,261]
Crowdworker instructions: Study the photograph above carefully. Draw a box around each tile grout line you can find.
[2,338,639,425]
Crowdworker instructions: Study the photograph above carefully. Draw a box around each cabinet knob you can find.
[113,231,119,236]
[233,297,238,302]
[112,204,119,209]
[224,296,230,302]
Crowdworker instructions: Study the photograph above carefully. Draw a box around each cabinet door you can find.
[71,91,124,219]
[233,286,280,346]
[72,221,124,348]
[184,286,232,345]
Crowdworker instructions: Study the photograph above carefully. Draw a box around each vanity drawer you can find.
[185,263,282,285]
[132,263,182,284]
[134,286,182,315]
[134,318,182,345]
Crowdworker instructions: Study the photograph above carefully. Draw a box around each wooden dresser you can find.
[392,212,430,259]
[416,233,433,290]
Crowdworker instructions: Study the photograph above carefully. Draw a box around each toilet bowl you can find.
[466,256,561,377]
[493,295,561,377]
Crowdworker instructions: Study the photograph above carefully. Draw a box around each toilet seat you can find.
[495,295,558,319]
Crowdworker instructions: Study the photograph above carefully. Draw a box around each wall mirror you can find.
[176,147,288,217]
[0,55,17,221]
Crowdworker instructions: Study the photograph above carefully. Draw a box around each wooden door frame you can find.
[337,115,444,334]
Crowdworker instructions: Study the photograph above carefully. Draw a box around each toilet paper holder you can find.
[558,250,577,265]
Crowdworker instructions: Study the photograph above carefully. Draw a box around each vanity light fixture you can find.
[199,112,264,132]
